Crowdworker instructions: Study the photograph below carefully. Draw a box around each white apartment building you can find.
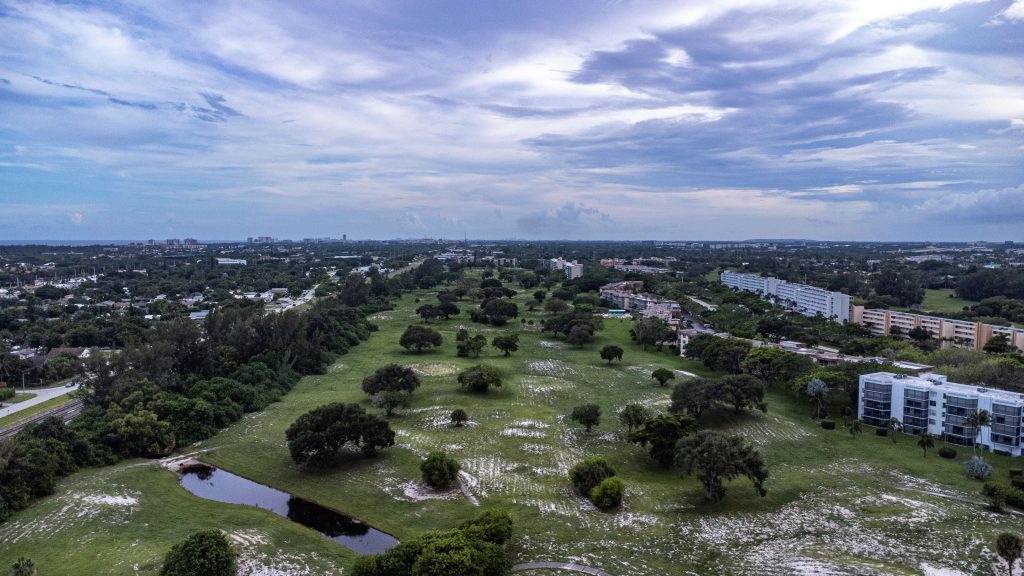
[550,257,583,280]
[859,372,1024,456]
[720,270,852,323]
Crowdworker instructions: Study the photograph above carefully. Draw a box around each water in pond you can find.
[180,464,398,554]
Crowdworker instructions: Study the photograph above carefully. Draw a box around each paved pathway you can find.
[0,383,79,419]
[512,562,613,576]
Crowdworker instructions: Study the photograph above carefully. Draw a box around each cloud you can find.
[70,212,83,225]
[516,202,614,236]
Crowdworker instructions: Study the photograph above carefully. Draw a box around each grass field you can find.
[920,289,977,315]
[6,392,37,404]
[0,395,71,428]
[0,285,1021,575]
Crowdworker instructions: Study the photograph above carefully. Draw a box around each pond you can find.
[180,463,399,555]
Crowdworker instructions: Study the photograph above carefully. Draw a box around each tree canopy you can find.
[458,365,503,393]
[400,325,444,353]
[285,403,395,466]
[160,530,237,576]
[676,431,768,502]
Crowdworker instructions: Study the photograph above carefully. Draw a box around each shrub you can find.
[161,530,237,576]
[820,420,836,430]
[420,451,461,489]
[0,387,15,402]
[938,447,957,459]
[590,476,624,511]
[1011,477,1024,491]
[459,510,514,544]
[1010,468,1023,478]
[450,409,468,427]
[965,456,993,480]
[569,457,616,496]
[875,427,888,437]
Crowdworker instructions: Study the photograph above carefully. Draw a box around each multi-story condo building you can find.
[859,372,1024,456]
[550,257,583,280]
[851,307,1024,352]
[720,270,852,323]
[599,281,681,326]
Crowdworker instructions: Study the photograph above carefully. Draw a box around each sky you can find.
[1,0,1023,242]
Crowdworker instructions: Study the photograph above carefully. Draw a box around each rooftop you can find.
[863,371,1024,405]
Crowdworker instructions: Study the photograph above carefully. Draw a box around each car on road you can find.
[65,382,75,388]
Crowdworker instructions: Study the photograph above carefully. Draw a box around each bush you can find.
[0,387,15,402]
[965,456,993,480]
[874,427,888,437]
[420,451,461,489]
[820,420,836,430]
[1011,477,1024,490]
[569,457,616,496]
[161,530,237,576]
[450,409,468,427]
[590,476,624,511]
[938,447,957,459]
[1010,468,1023,478]
[459,510,514,544]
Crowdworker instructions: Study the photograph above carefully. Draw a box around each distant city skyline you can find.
[2,0,1022,241]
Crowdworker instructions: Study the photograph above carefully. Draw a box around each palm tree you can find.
[10,557,36,576]
[917,433,934,457]
[995,532,1023,576]
[888,417,903,444]
[967,409,991,455]
[847,420,862,438]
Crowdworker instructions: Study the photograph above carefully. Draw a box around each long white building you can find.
[720,270,852,323]
[859,372,1024,457]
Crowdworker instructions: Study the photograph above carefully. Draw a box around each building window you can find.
[929,400,936,406]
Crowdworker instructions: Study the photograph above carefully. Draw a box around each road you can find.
[0,382,80,420]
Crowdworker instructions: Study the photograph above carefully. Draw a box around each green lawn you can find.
[704,268,721,282]
[7,392,37,404]
[0,285,1020,575]
[0,395,71,428]
[920,288,977,315]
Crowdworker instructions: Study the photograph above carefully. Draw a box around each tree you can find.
[600,345,624,365]
[362,364,421,396]
[285,403,395,466]
[339,273,371,307]
[590,476,624,511]
[907,326,933,343]
[740,347,814,389]
[619,403,651,434]
[570,404,601,432]
[566,324,594,347]
[400,325,443,353]
[372,390,409,416]
[996,532,1023,576]
[568,457,616,496]
[651,368,675,388]
[491,334,519,357]
[806,378,829,419]
[437,301,460,319]
[698,337,752,374]
[632,317,673,351]
[917,433,934,458]
[416,304,444,323]
[967,409,991,455]
[161,530,236,576]
[888,417,903,443]
[533,290,547,303]
[10,558,35,576]
[544,298,569,315]
[457,334,488,358]
[670,378,718,419]
[450,408,468,427]
[421,451,461,489]
[629,414,697,468]
[458,365,502,393]
[985,334,1012,355]
[676,431,769,502]
[847,419,862,437]
[717,374,767,414]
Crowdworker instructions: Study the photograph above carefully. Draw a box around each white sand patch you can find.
[526,359,580,378]
[919,563,976,576]
[410,363,460,377]
[538,340,564,349]
[511,419,551,429]
[368,313,393,321]
[401,481,462,502]
[502,428,547,438]
[520,443,549,454]
[80,494,138,506]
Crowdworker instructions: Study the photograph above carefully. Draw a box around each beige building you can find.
[852,306,1024,352]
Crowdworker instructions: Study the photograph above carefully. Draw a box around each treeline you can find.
[0,294,387,524]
